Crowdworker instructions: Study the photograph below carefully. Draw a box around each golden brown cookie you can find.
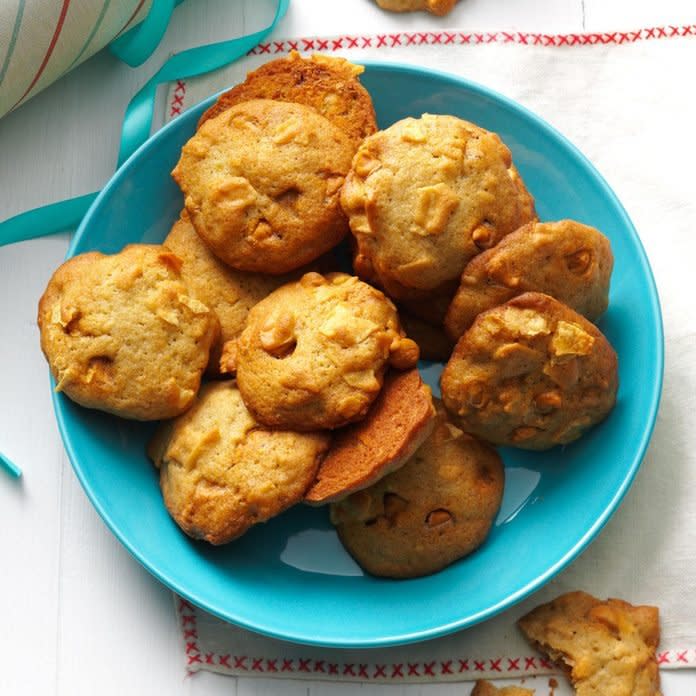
[440,293,618,450]
[330,403,504,578]
[340,113,536,301]
[518,591,661,696]
[230,272,419,431]
[305,369,435,505]
[445,220,614,340]
[199,52,377,149]
[471,681,534,696]
[163,211,302,374]
[38,244,217,420]
[398,310,454,361]
[149,381,331,545]
[172,99,354,274]
[376,0,458,14]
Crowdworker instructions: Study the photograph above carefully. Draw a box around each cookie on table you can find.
[397,310,454,361]
[445,220,614,340]
[340,113,536,301]
[440,292,618,450]
[330,402,504,578]
[38,244,217,420]
[375,0,458,15]
[172,99,354,274]
[199,51,377,149]
[227,272,419,431]
[471,681,534,696]
[163,211,300,374]
[149,381,331,545]
[305,369,435,505]
[518,591,661,696]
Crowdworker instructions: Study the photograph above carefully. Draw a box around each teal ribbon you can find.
[109,0,177,68]
[0,0,289,248]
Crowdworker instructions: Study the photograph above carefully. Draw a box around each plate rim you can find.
[53,60,665,648]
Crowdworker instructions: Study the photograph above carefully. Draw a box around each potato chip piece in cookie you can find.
[445,220,614,340]
[440,292,618,450]
[233,272,419,431]
[149,381,330,544]
[173,99,354,274]
[340,114,536,300]
[198,52,377,149]
[330,401,503,578]
[38,244,217,420]
[305,368,436,505]
[518,591,662,696]
[376,0,458,15]
[471,681,534,696]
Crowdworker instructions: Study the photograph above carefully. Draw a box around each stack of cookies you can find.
[37,51,618,580]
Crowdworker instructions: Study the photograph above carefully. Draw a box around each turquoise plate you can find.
[54,63,663,647]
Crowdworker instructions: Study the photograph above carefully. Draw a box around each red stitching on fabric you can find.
[169,79,187,118]
[174,591,694,682]
[221,21,696,70]
[178,601,201,674]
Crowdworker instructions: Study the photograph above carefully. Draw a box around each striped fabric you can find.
[0,0,152,118]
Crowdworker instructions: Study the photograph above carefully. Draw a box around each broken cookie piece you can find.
[518,591,662,696]
[471,680,535,696]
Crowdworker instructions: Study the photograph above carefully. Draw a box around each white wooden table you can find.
[1,1,693,693]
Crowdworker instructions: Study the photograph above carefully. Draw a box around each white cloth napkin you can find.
[164,23,696,681]
[0,0,151,118]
